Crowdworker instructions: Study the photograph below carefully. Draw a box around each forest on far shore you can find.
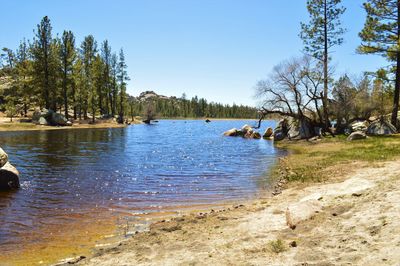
[0,16,258,122]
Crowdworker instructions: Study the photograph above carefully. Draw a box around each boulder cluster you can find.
[347,119,397,141]
[32,108,72,126]
[223,124,274,140]
[0,148,20,190]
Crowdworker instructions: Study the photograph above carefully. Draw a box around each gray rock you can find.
[38,117,48,125]
[273,119,290,141]
[288,118,314,139]
[367,120,397,135]
[347,131,367,141]
[0,148,8,168]
[0,161,20,190]
[350,120,369,133]
[50,112,68,126]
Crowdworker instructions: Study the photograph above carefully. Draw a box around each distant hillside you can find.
[127,91,258,119]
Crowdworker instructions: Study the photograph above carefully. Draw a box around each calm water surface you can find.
[0,120,283,262]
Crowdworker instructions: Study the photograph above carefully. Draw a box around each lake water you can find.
[0,120,283,264]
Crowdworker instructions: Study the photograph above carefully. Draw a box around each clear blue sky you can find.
[0,0,386,106]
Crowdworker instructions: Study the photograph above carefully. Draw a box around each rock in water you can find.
[0,161,20,190]
[367,120,397,135]
[0,148,8,168]
[263,127,273,139]
[347,131,367,141]
[223,128,239,137]
[241,124,253,135]
[251,132,262,139]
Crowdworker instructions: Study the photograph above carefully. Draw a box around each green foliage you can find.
[31,16,59,110]
[300,0,346,61]
[117,49,129,122]
[268,239,287,254]
[358,0,399,59]
[126,96,258,120]
[60,30,76,119]
[358,0,400,127]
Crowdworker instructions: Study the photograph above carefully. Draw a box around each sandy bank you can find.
[72,157,400,266]
[0,117,139,132]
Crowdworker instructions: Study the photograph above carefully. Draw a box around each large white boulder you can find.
[286,199,322,229]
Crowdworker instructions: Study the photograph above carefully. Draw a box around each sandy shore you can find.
[0,117,133,132]
[70,158,400,266]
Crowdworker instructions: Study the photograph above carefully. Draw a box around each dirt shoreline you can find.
[70,145,400,265]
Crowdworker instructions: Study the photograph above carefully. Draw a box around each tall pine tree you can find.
[358,0,400,128]
[300,0,346,131]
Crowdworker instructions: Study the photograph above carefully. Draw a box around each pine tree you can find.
[358,0,400,127]
[81,35,97,122]
[110,52,118,117]
[15,39,33,116]
[32,16,57,110]
[117,48,129,123]
[300,0,346,131]
[60,30,76,119]
[101,40,112,116]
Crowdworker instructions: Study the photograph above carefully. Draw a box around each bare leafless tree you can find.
[255,56,326,134]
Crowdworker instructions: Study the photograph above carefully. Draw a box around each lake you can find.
[0,120,283,264]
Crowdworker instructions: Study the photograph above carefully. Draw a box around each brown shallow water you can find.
[0,120,283,265]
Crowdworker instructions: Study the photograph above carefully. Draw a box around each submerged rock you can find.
[347,131,367,141]
[0,161,20,190]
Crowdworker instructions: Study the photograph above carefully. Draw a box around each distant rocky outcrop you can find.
[0,148,20,190]
[137,91,171,102]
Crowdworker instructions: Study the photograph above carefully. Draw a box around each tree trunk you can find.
[323,0,330,131]
[391,2,400,129]
[63,70,68,119]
